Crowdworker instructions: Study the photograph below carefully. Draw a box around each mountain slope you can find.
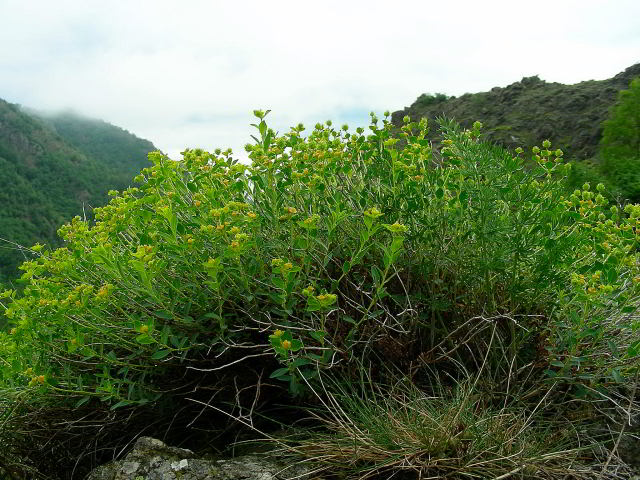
[392,63,640,161]
[0,100,154,282]
[37,110,154,182]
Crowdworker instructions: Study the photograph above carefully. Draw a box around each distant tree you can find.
[599,77,640,202]
[600,77,640,159]
[415,92,450,108]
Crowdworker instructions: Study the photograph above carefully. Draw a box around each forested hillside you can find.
[0,100,154,283]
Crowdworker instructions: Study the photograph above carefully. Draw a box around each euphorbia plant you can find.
[1,109,639,479]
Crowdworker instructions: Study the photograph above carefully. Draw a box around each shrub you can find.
[415,92,450,108]
[1,111,639,478]
[599,77,640,202]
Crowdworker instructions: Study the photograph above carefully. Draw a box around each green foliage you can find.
[397,64,640,163]
[0,100,153,284]
[1,111,639,478]
[598,77,640,202]
[415,92,451,108]
[600,78,640,160]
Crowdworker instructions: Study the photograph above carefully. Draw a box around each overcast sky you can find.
[1,0,639,161]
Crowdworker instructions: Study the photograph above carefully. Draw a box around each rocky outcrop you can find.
[86,437,312,480]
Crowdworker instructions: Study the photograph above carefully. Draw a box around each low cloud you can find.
[1,0,638,162]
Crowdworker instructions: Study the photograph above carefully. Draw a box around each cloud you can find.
[0,0,638,161]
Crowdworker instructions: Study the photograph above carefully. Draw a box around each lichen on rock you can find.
[86,436,312,480]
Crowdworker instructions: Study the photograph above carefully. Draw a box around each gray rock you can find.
[86,437,312,480]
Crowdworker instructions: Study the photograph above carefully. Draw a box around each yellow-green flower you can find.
[315,293,337,307]
[385,222,408,234]
[96,283,114,300]
[364,207,383,219]
[301,214,319,228]
[273,329,284,337]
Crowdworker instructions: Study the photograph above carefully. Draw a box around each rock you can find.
[86,437,312,480]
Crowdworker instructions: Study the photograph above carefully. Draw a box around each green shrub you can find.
[600,78,640,161]
[599,77,640,202]
[1,110,639,478]
[415,92,450,108]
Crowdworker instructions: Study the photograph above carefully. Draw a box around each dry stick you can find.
[599,368,639,478]
[185,397,300,453]
[490,465,526,480]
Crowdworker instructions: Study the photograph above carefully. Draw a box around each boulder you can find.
[86,437,312,480]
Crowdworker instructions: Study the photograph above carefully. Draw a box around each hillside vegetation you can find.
[392,63,640,162]
[2,66,640,479]
[394,64,640,206]
[1,109,639,479]
[0,101,154,283]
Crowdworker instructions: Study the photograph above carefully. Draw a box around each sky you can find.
[0,0,639,162]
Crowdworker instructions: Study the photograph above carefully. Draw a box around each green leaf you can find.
[75,396,91,408]
[269,367,290,379]
[110,400,133,410]
[154,310,173,320]
[383,251,392,269]
[151,350,170,360]
[291,358,312,368]
[390,235,404,254]
[436,187,444,199]
[294,237,308,249]
[310,330,326,343]
[136,334,154,345]
[290,339,303,351]
[342,260,351,275]
[160,326,171,345]
[611,368,624,383]
[371,265,382,287]
[627,340,640,357]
